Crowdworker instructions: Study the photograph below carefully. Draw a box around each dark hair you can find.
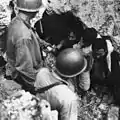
[83,27,98,44]
[92,38,106,50]
[92,38,108,59]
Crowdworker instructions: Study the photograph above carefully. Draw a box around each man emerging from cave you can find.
[82,28,114,81]
[6,0,45,91]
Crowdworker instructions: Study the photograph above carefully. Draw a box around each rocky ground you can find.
[0,0,120,120]
[0,65,119,120]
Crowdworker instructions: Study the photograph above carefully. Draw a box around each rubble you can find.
[0,90,58,120]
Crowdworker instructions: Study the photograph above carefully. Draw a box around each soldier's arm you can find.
[15,38,38,81]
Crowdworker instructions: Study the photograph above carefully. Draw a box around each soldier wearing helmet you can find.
[6,0,43,89]
[34,48,88,120]
[55,48,90,93]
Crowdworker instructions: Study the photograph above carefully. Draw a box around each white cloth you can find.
[97,33,114,72]
[106,39,114,72]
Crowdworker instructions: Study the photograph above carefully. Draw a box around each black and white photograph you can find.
[0,0,120,119]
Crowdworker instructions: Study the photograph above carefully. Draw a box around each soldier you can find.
[6,0,44,91]
[35,48,89,120]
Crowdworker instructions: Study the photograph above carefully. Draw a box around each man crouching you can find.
[35,48,89,120]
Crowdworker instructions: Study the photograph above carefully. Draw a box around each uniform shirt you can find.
[6,15,43,86]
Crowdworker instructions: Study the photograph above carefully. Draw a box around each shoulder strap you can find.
[39,20,43,34]
[35,82,63,93]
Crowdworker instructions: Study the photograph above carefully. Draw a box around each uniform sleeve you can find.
[15,38,37,81]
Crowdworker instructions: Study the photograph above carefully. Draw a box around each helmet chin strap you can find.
[52,69,62,80]
[52,69,69,85]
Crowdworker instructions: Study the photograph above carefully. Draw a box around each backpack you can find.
[0,25,7,53]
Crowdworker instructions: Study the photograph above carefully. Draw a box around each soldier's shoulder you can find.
[8,17,28,31]
[8,17,31,40]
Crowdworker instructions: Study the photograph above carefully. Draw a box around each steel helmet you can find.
[16,0,42,12]
[55,48,87,78]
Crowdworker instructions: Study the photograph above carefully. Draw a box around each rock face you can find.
[43,0,120,36]
[42,0,120,50]
[1,0,120,39]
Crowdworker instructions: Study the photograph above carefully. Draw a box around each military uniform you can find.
[35,68,78,120]
[6,15,43,87]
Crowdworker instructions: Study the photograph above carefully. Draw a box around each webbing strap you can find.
[35,82,63,93]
